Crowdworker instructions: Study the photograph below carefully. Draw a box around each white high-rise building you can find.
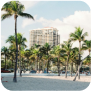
[29,27,60,48]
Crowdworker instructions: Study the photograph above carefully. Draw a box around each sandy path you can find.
[1,76,91,90]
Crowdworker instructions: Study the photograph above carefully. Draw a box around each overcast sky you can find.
[1,1,91,58]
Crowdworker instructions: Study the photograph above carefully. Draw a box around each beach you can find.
[1,75,91,90]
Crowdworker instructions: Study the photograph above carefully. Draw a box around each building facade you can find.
[29,27,60,48]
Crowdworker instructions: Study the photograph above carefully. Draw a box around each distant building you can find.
[29,27,60,48]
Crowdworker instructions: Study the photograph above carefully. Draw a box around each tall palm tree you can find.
[70,27,88,79]
[1,1,34,82]
[62,40,72,78]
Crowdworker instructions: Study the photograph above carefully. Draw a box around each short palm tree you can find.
[82,40,91,74]
[69,47,79,77]
[1,1,34,82]
[24,49,32,71]
[32,47,40,71]
[50,45,66,76]
[70,26,88,79]
[1,46,9,69]
[6,33,27,76]
[82,40,91,57]
[20,50,25,72]
[62,40,72,78]
[40,43,51,73]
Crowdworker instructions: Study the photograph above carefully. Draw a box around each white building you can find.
[29,27,60,48]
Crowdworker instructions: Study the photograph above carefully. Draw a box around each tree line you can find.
[1,27,91,81]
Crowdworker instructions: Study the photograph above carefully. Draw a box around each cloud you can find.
[63,11,91,29]
[22,11,91,40]
[21,1,39,10]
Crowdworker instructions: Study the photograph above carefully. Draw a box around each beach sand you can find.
[1,75,91,90]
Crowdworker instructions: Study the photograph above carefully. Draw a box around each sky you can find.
[1,1,91,58]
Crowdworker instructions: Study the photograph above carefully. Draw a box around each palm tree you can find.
[40,43,51,73]
[83,40,91,55]
[30,55,36,70]
[70,26,88,79]
[17,33,27,76]
[24,49,32,71]
[43,43,51,73]
[6,33,27,76]
[8,46,15,69]
[69,47,79,77]
[50,45,66,76]
[32,47,40,71]
[82,40,91,74]
[1,46,9,69]
[62,40,72,78]
[1,1,34,82]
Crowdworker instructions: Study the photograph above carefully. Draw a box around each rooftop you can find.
[30,27,58,31]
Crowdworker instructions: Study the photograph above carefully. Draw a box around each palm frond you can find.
[81,46,88,51]
[17,3,25,12]
[18,12,34,20]
[82,32,88,38]
[1,13,12,20]
[70,33,79,40]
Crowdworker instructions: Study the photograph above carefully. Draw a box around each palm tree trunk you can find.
[71,61,73,77]
[39,60,40,72]
[37,56,38,70]
[65,60,66,75]
[27,58,29,70]
[22,58,23,69]
[5,54,6,69]
[27,61,28,70]
[65,63,67,78]
[78,61,80,79]
[24,59,25,73]
[47,59,49,73]
[89,50,91,74]
[42,60,44,72]
[12,60,13,69]
[76,64,78,72]
[57,64,60,76]
[57,57,60,76]
[78,41,81,79]
[19,46,22,77]
[65,54,69,78]
[13,15,18,82]
[89,49,90,55]
[73,55,88,81]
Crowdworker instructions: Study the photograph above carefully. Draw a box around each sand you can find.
[1,75,91,90]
